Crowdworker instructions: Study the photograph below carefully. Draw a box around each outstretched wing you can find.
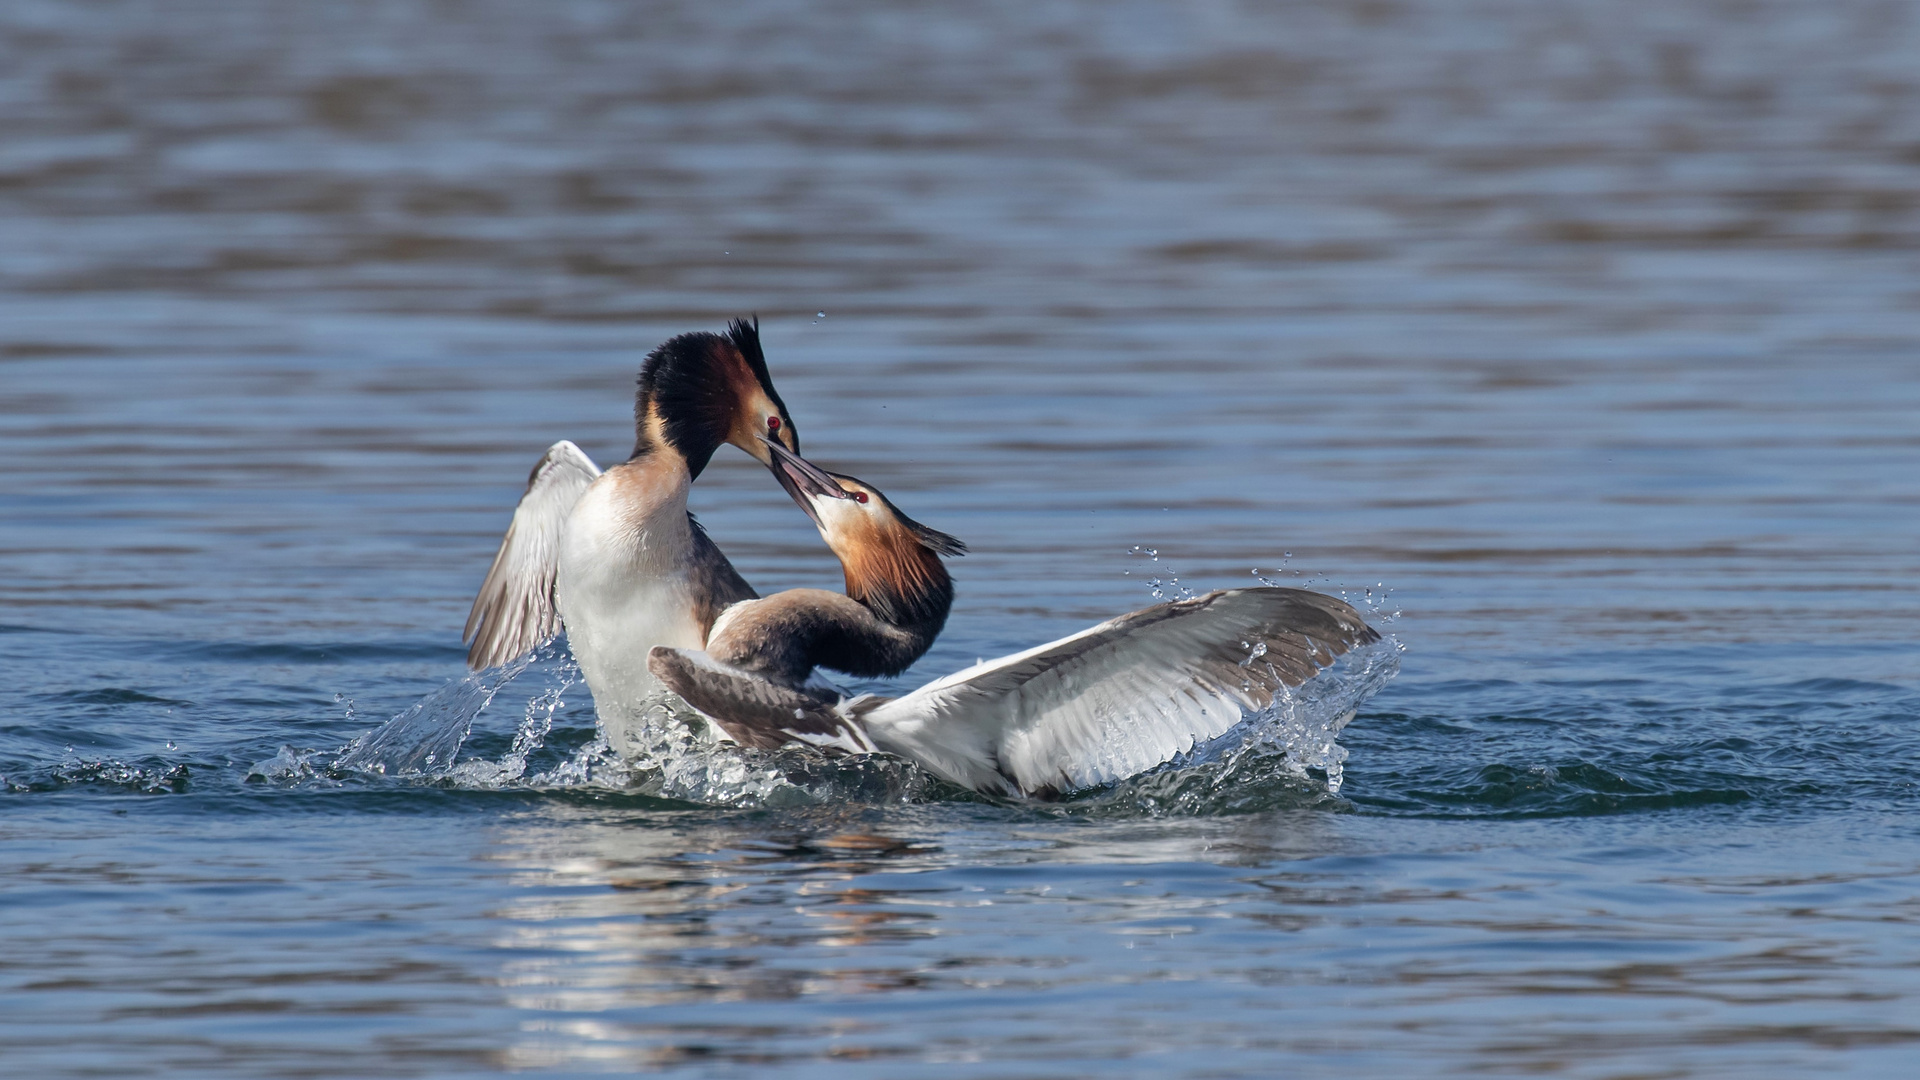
[463,440,601,670]
[648,646,881,755]
[861,588,1380,796]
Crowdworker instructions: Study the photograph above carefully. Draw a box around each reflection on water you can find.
[166,807,1920,1074]
[481,809,1920,1073]
[5,794,1920,1074]
[4,0,1920,1075]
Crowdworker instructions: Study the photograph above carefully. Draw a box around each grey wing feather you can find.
[860,588,1379,796]
[648,647,881,754]
[463,440,601,670]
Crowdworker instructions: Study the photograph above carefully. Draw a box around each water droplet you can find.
[165,741,176,751]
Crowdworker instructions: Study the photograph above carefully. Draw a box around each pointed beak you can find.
[760,435,852,527]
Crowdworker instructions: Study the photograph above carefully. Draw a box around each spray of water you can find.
[289,554,1406,814]
[1065,634,1403,816]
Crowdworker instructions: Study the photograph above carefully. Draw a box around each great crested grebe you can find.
[463,318,801,745]
[648,439,1382,798]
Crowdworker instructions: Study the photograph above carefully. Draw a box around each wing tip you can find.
[649,646,860,752]
[462,443,597,672]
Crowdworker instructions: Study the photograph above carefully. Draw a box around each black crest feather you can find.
[635,317,796,476]
[727,316,798,453]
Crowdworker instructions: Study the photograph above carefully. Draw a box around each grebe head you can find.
[634,317,799,477]
[763,437,965,629]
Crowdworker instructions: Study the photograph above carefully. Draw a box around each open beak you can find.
[760,435,852,527]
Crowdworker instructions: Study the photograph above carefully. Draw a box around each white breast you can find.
[555,465,708,753]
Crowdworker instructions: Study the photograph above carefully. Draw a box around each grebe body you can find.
[463,319,796,749]
[650,441,1380,797]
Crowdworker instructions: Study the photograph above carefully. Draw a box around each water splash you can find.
[7,758,195,794]
[1065,635,1404,816]
[594,699,789,803]
[302,623,1399,814]
[333,648,541,776]
[310,641,931,806]
[1127,545,1196,600]
[1252,553,1403,629]
[246,745,321,784]
[1252,550,1299,587]
[585,699,934,806]
[446,661,577,787]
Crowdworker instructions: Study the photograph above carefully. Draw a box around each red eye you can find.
[852,491,869,504]
[766,416,781,431]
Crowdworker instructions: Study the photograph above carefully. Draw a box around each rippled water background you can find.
[5,1,1920,1075]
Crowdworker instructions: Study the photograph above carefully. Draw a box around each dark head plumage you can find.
[725,317,793,448]
[634,317,798,477]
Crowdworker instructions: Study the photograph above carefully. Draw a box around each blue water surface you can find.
[3,1,1919,1076]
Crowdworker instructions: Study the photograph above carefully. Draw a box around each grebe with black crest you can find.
[462,318,802,747]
